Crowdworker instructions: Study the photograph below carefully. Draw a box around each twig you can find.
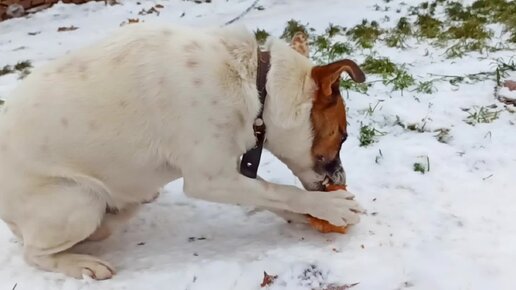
[223,0,260,26]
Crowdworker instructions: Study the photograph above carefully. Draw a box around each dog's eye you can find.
[341,133,348,143]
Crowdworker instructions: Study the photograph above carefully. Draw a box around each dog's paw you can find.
[141,191,160,204]
[58,254,115,280]
[296,190,364,227]
[270,209,309,224]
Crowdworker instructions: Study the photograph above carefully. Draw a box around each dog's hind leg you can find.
[19,181,115,280]
[87,204,140,242]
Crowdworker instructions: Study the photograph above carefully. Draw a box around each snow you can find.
[0,0,515,289]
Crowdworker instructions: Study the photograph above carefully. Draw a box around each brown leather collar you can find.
[240,50,270,178]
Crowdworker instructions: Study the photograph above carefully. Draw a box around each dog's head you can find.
[264,32,365,191]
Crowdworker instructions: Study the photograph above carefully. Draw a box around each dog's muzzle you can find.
[307,157,346,190]
[328,166,346,186]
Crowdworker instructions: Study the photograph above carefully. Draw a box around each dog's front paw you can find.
[295,190,364,227]
[270,209,310,224]
[141,191,160,204]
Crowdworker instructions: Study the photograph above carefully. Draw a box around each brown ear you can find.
[290,31,310,58]
[311,59,366,96]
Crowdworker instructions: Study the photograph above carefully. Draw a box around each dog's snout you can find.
[324,158,340,173]
[322,158,346,185]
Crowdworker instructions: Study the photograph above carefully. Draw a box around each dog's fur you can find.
[0,23,365,279]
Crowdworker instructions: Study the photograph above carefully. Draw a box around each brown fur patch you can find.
[310,80,347,163]
[310,59,365,164]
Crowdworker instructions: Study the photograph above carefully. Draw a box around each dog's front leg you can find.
[182,165,362,227]
[253,176,309,224]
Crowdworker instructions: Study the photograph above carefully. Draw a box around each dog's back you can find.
[0,23,259,207]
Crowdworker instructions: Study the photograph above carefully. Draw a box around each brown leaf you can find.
[57,25,78,32]
[504,80,516,91]
[120,18,142,27]
[138,7,159,16]
[260,271,278,288]
[321,282,359,290]
[155,4,164,8]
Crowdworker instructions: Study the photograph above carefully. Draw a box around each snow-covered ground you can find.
[1,0,515,289]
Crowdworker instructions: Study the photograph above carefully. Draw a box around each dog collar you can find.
[240,50,270,178]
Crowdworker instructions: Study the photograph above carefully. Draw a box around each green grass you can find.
[385,17,412,48]
[361,56,398,76]
[280,19,311,41]
[311,24,353,62]
[365,100,384,117]
[340,79,369,96]
[464,106,503,125]
[0,60,32,78]
[414,156,430,174]
[254,29,270,45]
[413,162,427,174]
[346,19,383,49]
[384,67,415,95]
[13,60,32,71]
[359,125,385,147]
[414,80,436,94]
[0,65,14,77]
[434,128,452,143]
[416,14,442,39]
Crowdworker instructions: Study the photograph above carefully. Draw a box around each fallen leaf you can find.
[138,7,160,16]
[260,271,278,287]
[321,282,359,290]
[504,80,516,91]
[155,4,164,8]
[57,26,78,32]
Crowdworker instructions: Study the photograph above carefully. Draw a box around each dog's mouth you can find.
[307,176,341,191]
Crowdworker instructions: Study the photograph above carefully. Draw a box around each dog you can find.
[0,23,365,279]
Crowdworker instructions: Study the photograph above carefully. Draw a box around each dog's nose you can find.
[330,167,346,186]
[324,158,346,185]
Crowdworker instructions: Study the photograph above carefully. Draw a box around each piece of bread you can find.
[307,184,348,234]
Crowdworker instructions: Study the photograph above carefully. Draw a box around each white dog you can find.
[0,23,365,279]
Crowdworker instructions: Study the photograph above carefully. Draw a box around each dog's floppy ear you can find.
[290,32,310,58]
[311,59,365,97]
